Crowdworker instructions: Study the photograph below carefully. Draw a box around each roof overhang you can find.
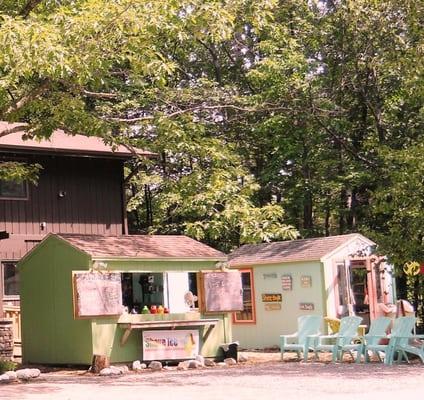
[320,234,375,263]
[0,121,156,159]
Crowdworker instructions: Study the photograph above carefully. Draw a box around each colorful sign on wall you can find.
[281,275,292,291]
[265,303,282,311]
[263,273,277,279]
[300,275,312,288]
[299,302,314,311]
[261,293,282,302]
[142,330,199,360]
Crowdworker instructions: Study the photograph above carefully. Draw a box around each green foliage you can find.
[369,143,424,266]
[0,161,42,183]
[0,358,17,374]
[0,0,423,273]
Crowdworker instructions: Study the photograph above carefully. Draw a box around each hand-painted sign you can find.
[265,303,282,311]
[299,302,314,311]
[142,330,199,360]
[73,272,123,318]
[281,275,292,291]
[202,271,243,312]
[261,293,282,302]
[300,275,312,288]
[263,273,277,279]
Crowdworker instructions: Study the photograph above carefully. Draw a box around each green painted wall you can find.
[19,236,93,364]
[232,261,326,349]
[19,236,230,365]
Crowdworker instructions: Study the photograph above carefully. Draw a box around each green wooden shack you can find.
[18,233,240,365]
[229,234,396,349]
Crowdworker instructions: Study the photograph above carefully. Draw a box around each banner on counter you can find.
[142,329,199,360]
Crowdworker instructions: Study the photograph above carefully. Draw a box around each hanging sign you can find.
[263,273,277,279]
[403,261,420,276]
[73,272,123,318]
[142,330,199,361]
[261,293,282,302]
[281,275,292,291]
[299,302,315,311]
[265,303,282,311]
[300,275,312,288]
[201,270,243,312]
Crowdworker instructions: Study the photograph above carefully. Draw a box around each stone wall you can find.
[0,319,14,360]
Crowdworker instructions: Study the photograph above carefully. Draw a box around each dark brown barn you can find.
[0,121,152,320]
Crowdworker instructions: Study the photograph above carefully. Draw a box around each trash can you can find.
[218,342,239,361]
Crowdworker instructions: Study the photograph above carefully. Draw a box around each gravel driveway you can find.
[1,352,423,400]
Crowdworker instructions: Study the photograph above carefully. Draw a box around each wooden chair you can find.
[312,316,363,362]
[364,316,416,365]
[280,315,322,362]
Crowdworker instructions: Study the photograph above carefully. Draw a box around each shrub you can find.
[0,358,17,374]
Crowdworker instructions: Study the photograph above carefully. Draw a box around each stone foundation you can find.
[0,319,14,360]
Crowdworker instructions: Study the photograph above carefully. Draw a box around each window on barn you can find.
[2,262,19,298]
[0,179,28,200]
[233,269,256,324]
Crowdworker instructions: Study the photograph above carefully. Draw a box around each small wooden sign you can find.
[299,302,314,311]
[263,273,277,279]
[261,293,282,302]
[265,303,282,311]
[281,275,292,291]
[300,275,312,288]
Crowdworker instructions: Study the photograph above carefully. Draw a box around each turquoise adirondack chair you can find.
[364,316,417,365]
[362,316,392,362]
[312,315,363,362]
[280,315,322,362]
[394,334,424,363]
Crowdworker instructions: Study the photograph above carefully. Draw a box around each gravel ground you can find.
[1,352,423,400]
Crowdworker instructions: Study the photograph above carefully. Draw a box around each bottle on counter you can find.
[163,307,169,314]
[141,305,150,314]
[150,305,157,314]
[157,305,164,314]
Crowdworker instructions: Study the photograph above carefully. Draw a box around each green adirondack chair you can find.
[280,315,322,362]
[364,316,417,365]
[312,315,363,362]
[362,316,392,362]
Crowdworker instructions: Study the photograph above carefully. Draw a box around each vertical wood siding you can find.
[0,155,126,260]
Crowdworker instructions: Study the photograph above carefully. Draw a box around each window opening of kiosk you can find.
[120,272,198,314]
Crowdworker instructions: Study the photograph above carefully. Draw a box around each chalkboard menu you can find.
[201,271,243,313]
[73,272,123,318]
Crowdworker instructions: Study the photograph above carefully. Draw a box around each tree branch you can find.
[20,0,44,18]
[82,90,118,100]
[5,80,50,115]
[106,103,290,123]
[312,112,378,167]
[0,124,28,138]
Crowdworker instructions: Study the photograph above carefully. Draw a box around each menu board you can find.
[73,272,123,318]
[201,271,243,313]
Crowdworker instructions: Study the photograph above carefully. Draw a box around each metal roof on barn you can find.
[0,121,154,159]
[228,233,374,266]
[54,233,227,260]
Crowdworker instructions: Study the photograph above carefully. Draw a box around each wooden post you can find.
[90,355,110,373]
[0,263,4,318]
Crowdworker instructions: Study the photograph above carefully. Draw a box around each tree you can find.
[0,0,298,250]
